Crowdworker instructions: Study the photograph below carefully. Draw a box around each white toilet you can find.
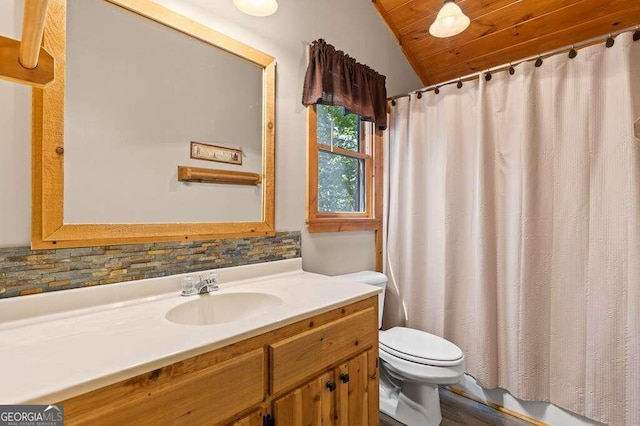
[334,271,465,426]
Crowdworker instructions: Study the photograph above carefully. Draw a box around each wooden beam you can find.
[0,35,54,88]
[0,0,54,87]
[20,0,51,69]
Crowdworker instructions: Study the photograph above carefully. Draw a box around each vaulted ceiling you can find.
[373,0,640,86]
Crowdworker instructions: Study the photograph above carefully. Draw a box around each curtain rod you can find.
[388,25,640,102]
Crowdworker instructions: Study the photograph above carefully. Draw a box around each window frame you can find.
[306,105,383,233]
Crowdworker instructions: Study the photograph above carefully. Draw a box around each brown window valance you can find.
[302,39,388,130]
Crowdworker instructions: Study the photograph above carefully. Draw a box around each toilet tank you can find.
[333,271,387,329]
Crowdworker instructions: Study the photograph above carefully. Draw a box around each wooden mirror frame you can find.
[32,0,276,250]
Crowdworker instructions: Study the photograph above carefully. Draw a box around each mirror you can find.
[32,0,275,249]
[65,0,264,224]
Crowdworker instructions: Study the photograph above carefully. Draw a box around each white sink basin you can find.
[165,292,283,326]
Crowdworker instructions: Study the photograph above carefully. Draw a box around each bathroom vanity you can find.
[0,260,380,425]
[61,296,378,425]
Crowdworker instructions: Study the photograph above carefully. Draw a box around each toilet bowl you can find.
[333,271,465,426]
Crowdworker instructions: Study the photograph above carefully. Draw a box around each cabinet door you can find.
[273,349,379,426]
[335,350,378,426]
[273,370,336,426]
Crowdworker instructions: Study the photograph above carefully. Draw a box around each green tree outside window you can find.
[316,105,365,213]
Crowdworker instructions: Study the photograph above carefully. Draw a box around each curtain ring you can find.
[484,70,492,81]
[391,99,396,106]
[534,56,543,68]
[634,27,640,42]
[457,79,463,89]
[416,91,423,99]
[508,64,515,75]
[568,46,578,59]
[605,34,615,48]
[434,86,440,95]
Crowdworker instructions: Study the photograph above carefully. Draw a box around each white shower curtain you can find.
[385,32,640,426]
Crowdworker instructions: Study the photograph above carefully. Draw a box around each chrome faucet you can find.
[181,273,219,296]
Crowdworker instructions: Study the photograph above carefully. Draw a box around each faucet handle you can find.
[205,272,219,291]
[181,275,196,296]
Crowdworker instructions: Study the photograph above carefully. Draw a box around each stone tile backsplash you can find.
[0,232,301,299]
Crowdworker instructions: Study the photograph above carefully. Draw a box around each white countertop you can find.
[0,259,380,404]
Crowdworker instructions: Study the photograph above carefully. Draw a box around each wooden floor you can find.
[380,387,535,426]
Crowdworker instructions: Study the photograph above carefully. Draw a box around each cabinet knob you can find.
[326,381,336,392]
[339,373,350,384]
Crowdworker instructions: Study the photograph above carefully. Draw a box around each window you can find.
[306,105,382,233]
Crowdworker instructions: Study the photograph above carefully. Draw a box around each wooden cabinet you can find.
[59,296,379,426]
[273,370,335,425]
[273,349,377,426]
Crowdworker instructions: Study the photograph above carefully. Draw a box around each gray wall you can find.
[0,0,422,274]
[0,1,31,247]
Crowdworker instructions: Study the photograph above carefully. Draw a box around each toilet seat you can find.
[379,327,464,367]
[379,347,465,385]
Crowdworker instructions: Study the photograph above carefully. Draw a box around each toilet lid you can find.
[379,327,464,367]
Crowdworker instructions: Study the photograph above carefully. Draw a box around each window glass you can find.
[318,151,365,213]
[317,105,361,152]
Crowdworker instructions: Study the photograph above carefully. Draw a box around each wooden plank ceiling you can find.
[373,0,640,86]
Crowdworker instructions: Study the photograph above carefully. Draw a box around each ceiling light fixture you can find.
[233,0,278,17]
[429,0,470,38]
